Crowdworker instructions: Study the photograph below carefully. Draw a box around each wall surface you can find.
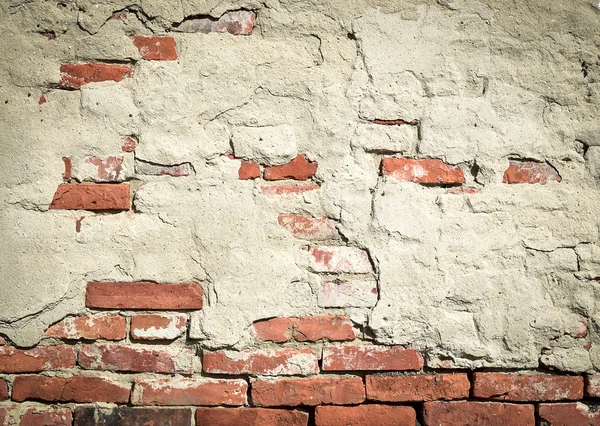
[1,0,600,424]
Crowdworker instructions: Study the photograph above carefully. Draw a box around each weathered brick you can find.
[587,374,600,397]
[0,345,76,373]
[79,343,196,373]
[473,373,583,401]
[132,378,247,406]
[173,11,256,35]
[12,375,131,403]
[62,157,72,181]
[423,401,535,426]
[122,136,137,152]
[74,407,192,426]
[19,407,72,426]
[366,373,470,402]
[130,36,177,60]
[251,315,357,343]
[59,63,133,89]
[315,405,416,426]
[503,160,561,184]
[135,159,193,176]
[49,183,130,211]
[80,156,125,182]
[86,281,203,310]
[0,378,7,401]
[251,376,365,406]
[318,280,378,308]
[130,314,187,341]
[239,159,261,180]
[382,157,465,185]
[539,403,600,426]
[196,408,308,426]
[44,314,126,340]
[322,345,423,371]
[263,155,318,181]
[309,246,372,274]
[203,348,319,376]
[278,214,339,240]
[260,184,320,195]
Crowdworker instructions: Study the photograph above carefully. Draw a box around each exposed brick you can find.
[278,214,339,240]
[0,408,6,425]
[251,315,357,343]
[196,408,308,426]
[322,345,423,371]
[132,378,247,406]
[74,407,192,426]
[0,378,7,401]
[130,35,177,60]
[423,401,535,426]
[446,187,479,194]
[260,184,320,195]
[318,280,378,308]
[473,373,583,401]
[135,159,193,176]
[539,403,600,426]
[503,160,561,184]
[45,314,126,340]
[81,156,124,182]
[79,343,196,373]
[86,281,203,310]
[19,407,72,426]
[251,376,365,406]
[382,157,465,185]
[366,373,470,402]
[130,314,187,341]
[0,337,5,345]
[174,11,256,35]
[12,375,130,403]
[122,136,137,152]
[315,405,416,426]
[309,246,372,274]
[59,63,133,89]
[62,157,71,181]
[239,159,261,180]
[49,183,130,211]
[263,155,318,181]
[0,345,76,373]
[587,374,600,397]
[203,348,319,376]
[39,94,47,104]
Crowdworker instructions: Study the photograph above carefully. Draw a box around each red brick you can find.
[322,345,423,371]
[62,157,71,181]
[264,155,318,181]
[79,343,196,373]
[539,403,600,426]
[315,405,416,426]
[239,159,261,180]
[86,281,203,310]
[0,378,7,401]
[423,401,535,426]
[251,315,357,343]
[196,408,307,426]
[587,374,600,396]
[82,156,124,182]
[252,376,365,406]
[130,36,177,60]
[278,214,339,240]
[174,11,256,35]
[13,375,130,403]
[366,373,470,402]
[503,160,561,184]
[309,246,372,274]
[0,408,6,425]
[203,348,318,376]
[74,407,192,426]
[45,314,126,340]
[0,345,76,373]
[39,94,47,104]
[0,337,6,345]
[59,63,133,89]
[122,136,137,152]
[49,183,130,211]
[473,373,583,401]
[446,187,479,194]
[132,378,247,406]
[18,407,72,426]
[131,314,187,341]
[260,184,320,195]
[382,157,465,185]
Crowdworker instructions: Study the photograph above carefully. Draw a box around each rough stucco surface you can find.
[1,0,600,374]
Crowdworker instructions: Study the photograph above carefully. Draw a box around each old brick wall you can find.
[1,0,600,425]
